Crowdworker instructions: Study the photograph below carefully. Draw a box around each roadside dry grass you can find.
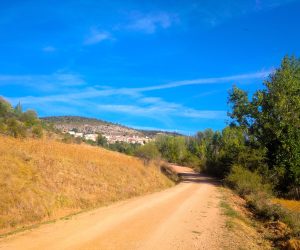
[0,135,173,234]
[272,199,300,213]
[219,187,272,250]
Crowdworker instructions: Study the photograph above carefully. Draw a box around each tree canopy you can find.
[228,56,300,194]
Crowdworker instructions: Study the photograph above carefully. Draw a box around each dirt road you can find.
[0,166,227,250]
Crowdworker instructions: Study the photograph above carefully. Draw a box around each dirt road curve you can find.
[0,166,226,250]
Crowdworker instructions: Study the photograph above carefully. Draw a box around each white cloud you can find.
[42,46,56,52]
[7,88,226,121]
[4,70,271,102]
[0,73,86,91]
[95,103,226,120]
[84,29,111,45]
[127,12,176,34]
[132,70,272,92]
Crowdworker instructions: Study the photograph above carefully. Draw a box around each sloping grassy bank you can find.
[0,136,173,234]
[225,165,300,249]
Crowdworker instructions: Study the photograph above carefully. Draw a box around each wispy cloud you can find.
[0,73,86,91]
[95,102,226,120]
[126,12,177,34]
[84,29,112,45]
[42,46,56,52]
[6,87,226,120]
[4,70,271,101]
[130,70,272,92]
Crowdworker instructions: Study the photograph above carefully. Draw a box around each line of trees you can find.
[226,56,300,198]
[133,56,300,199]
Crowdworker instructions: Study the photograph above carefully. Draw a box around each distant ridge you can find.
[41,116,182,138]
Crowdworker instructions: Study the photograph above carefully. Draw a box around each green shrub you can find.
[225,165,272,197]
[247,192,281,219]
[181,152,201,169]
[0,97,13,117]
[32,125,43,138]
[155,135,187,164]
[6,118,27,138]
[135,142,161,164]
[96,134,108,147]
[227,165,300,236]
[0,97,45,139]
[20,110,38,127]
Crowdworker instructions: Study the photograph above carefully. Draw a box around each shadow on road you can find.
[161,164,220,186]
[179,173,221,185]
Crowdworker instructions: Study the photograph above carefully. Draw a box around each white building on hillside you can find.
[68,131,75,135]
[74,132,83,138]
[84,134,98,142]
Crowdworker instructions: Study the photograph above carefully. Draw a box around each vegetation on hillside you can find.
[0,98,44,138]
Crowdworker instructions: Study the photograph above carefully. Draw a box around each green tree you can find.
[135,142,161,164]
[32,125,43,138]
[6,118,26,138]
[155,135,187,164]
[0,97,13,117]
[108,141,140,155]
[14,102,23,117]
[228,55,300,194]
[96,134,108,147]
[21,110,38,127]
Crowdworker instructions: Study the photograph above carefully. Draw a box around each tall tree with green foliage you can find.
[155,135,187,164]
[228,56,300,195]
[14,102,23,117]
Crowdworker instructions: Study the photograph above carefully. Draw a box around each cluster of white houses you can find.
[67,131,98,142]
[104,134,150,144]
[66,130,151,145]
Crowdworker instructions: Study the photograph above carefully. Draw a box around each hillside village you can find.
[66,129,151,144]
[43,117,153,144]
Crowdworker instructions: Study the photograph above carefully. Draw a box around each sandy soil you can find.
[0,166,231,250]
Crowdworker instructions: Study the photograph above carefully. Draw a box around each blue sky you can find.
[1,0,300,134]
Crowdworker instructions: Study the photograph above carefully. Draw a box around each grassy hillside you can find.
[0,135,173,234]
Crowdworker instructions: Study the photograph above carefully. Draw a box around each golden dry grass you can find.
[0,135,173,234]
[272,198,300,212]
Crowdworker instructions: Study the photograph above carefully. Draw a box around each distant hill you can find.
[42,116,113,126]
[41,116,181,139]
